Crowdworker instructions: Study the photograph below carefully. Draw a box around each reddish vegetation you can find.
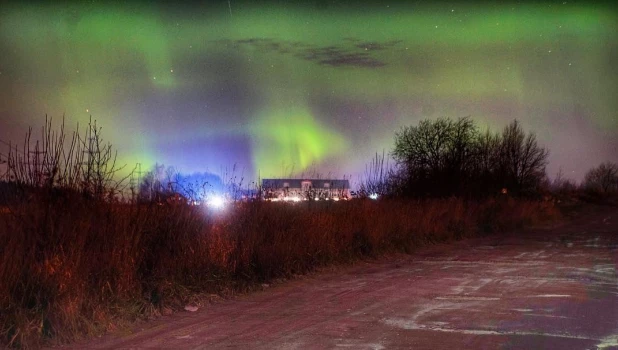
[0,118,564,347]
[0,196,559,348]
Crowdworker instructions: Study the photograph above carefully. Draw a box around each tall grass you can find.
[0,196,559,347]
[0,119,560,348]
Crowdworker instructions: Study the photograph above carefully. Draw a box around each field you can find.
[0,195,559,348]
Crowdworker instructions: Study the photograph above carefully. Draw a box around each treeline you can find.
[2,116,615,203]
[361,117,548,198]
[359,117,618,200]
[134,164,256,204]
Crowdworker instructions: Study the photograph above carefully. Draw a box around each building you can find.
[261,178,351,201]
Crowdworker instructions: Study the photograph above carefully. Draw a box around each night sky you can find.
[1,1,616,183]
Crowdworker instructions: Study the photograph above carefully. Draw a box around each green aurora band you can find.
[0,2,616,179]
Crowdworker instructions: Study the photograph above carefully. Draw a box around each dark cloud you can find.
[233,38,293,54]
[229,38,396,68]
[354,40,402,51]
[300,48,386,68]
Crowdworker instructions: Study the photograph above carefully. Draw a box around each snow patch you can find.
[383,317,597,340]
[335,342,384,349]
[450,278,493,294]
[524,314,570,319]
[596,334,618,349]
[435,296,500,301]
[594,265,615,274]
[417,260,545,266]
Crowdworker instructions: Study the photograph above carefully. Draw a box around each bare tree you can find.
[444,117,478,193]
[551,168,578,195]
[391,117,479,197]
[498,120,549,196]
[584,162,618,195]
[80,117,128,200]
[469,128,502,195]
[3,116,129,201]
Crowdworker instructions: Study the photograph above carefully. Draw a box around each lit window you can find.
[323,182,330,188]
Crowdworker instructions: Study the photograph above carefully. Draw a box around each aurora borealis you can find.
[0,1,616,182]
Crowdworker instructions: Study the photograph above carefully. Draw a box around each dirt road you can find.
[67,206,618,349]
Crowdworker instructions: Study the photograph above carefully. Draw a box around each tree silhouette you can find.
[497,120,549,196]
[391,117,548,198]
[584,162,618,195]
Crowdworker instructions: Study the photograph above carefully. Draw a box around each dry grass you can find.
[0,194,560,348]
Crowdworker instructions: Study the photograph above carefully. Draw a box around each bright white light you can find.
[369,193,379,200]
[291,196,301,202]
[207,195,225,209]
[314,197,319,201]
[333,197,340,201]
